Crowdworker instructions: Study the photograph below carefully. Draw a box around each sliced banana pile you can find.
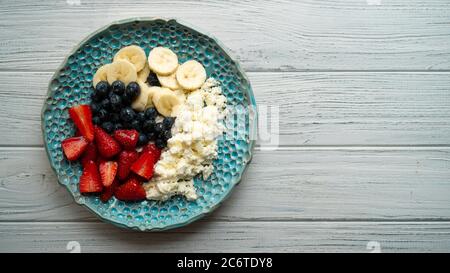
[93,45,208,117]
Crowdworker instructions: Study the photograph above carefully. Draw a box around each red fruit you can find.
[99,161,118,187]
[131,144,161,180]
[94,126,121,158]
[100,179,119,202]
[79,161,103,194]
[61,136,88,161]
[113,130,139,150]
[117,150,139,180]
[68,105,94,142]
[80,142,97,167]
[114,177,146,201]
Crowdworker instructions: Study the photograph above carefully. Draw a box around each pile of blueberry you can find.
[90,79,174,149]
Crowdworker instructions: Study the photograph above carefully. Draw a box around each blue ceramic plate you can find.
[42,18,256,231]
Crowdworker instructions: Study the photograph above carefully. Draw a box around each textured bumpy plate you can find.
[41,18,257,231]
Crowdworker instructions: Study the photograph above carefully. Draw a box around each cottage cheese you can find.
[144,78,227,201]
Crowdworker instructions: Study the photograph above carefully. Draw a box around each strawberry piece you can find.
[117,150,139,180]
[114,177,146,201]
[68,105,94,142]
[130,144,161,180]
[100,179,119,203]
[94,126,121,158]
[113,129,139,150]
[99,161,118,187]
[79,160,103,194]
[80,142,97,167]
[61,136,88,161]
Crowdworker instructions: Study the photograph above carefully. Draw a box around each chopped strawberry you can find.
[79,160,103,194]
[100,179,119,203]
[130,144,161,180]
[68,105,94,142]
[80,142,97,167]
[94,126,121,158]
[99,161,118,187]
[113,129,139,150]
[61,136,88,161]
[117,150,139,180]
[114,177,146,201]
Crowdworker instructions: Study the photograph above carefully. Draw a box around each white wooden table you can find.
[1,0,450,253]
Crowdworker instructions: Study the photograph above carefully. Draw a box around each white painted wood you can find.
[1,221,449,252]
[1,148,450,222]
[2,71,450,146]
[0,0,450,71]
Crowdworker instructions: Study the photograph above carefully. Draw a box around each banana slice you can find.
[138,61,150,82]
[106,60,137,85]
[173,89,186,104]
[157,71,180,90]
[176,60,206,91]
[92,64,111,87]
[113,45,147,72]
[152,87,181,117]
[148,47,178,76]
[131,81,153,111]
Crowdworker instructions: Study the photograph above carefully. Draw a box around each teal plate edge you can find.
[41,17,257,231]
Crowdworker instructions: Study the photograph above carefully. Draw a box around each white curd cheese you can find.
[144,78,227,201]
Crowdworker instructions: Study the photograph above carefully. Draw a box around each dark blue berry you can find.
[130,119,141,130]
[162,117,175,129]
[137,134,148,146]
[111,80,125,95]
[162,130,172,140]
[142,119,155,133]
[102,121,114,134]
[100,98,111,111]
[109,93,122,111]
[126,82,140,101]
[113,123,123,131]
[144,107,157,119]
[92,116,101,125]
[147,71,161,86]
[147,131,156,141]
[90,103,100,114]
[155,138,166,149]
[110,113,120,123]
[93,81,109,101]
[154,123,164,134]
[136,112,146,122]
[120,107,135,122]
[97,109,108,121]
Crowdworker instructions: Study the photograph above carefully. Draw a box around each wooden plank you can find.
[0,221,449,252]
[2,71,449,146]
[1,0,450,71]
[1,148,450,222]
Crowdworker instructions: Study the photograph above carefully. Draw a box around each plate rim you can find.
[41,17,258,231]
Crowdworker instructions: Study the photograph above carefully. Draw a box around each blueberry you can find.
[100,98,111,111]
[130,119,141,130]
[147,131,156,141]
[142,119,155,133]
[144,107,157,119]
[120,107,135,122]
[93,81,109,101]
[126,82,141,101]
[92,116,101,125]
[162,130,172,140]
[102,121,114,134]
[162,117,175,129]
[147,71,161,86]
[109,93,122,111]
[137,134,148,146]
[111,80,125,95]
[154,123,164,134]
[110,113,120,123]
[113,123,123,131]
[155,138,166,149]
[90,102,101,114]
[136,111,146,123]
[97,109,108,121]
